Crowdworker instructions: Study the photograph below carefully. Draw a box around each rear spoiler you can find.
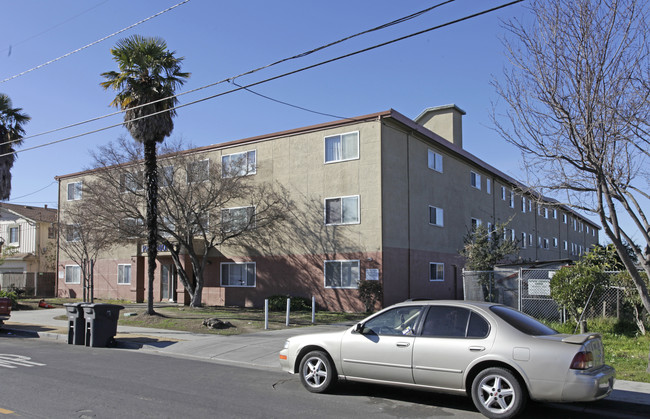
[561,333,601,344]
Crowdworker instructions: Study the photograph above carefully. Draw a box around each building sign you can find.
[366,269,379,281]
[528,279,551,296]
[141,244,169,253]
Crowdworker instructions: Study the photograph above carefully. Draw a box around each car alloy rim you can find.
[303,356,328,388]
[477,374,516,413]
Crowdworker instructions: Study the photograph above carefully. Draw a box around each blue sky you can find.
[1,0,527,208]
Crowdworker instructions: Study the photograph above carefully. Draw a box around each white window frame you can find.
[221,262,256,287]
[521,197,526,213]
[65,224,81,242]
[429,262,444,282]
[471,218,482,230]
[8,226,19,245]
[121,171,144,193]
[564,240,568,251]
[470,171,481,190]
[65,265,81,284]
[187,159,210,183]
[118,264,131,285]
[521,232,527,248]
[160,165,174,188]
[553,209,558,219]
[324,260,360,289]
[222,150,256,178]
[67,181,82,201]
[553,237,558,248]
[324,131,359,164]
[486,178,492,194]
[563,213,568,224]
[429,205,444,227]
[324,195,360,225]
[427,149,443,173]
[501,186,506,201]
[221,206,255,233]
[509,190,515,208]
[529,233,534,247]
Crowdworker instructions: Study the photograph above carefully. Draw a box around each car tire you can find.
[471,367,526,419]
[299,350,336,393]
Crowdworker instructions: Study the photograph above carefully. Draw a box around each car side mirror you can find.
[354,323,365,334]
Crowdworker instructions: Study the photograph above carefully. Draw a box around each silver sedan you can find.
[279,300,615,419]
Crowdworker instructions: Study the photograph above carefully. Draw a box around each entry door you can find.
[161,264,175,301]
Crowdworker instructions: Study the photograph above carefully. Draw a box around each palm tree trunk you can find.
[144,139,159,315]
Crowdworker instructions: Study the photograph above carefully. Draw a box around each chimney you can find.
[44,204,47,209]
[414,104,466,148]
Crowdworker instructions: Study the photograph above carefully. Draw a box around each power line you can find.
[6,181,57,201]
[0,0,191,84]
[2,0,523,158]
[11,0,456,145]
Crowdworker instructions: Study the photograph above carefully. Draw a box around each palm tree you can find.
[0,94,30,200]
[101,35,189,314]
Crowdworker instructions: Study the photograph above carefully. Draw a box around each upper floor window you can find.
[8,226,19,244]
[187,160,210,183]
[486,178,492,194]
[65,224,81,242]
[501,186,506,201]
[160,165,174,187]
[470,171,481,190]
[325,196,359,225]
[521,197,526,213]
[552,209,558,219]
[521,232,527,248]
[471,218,482,230]
[222,150,256,178]
[120,218,144,238]
[221,206,255,233]
[563,213,568,223]
[221,262,256,287]
[427,149,443,172]
[121,171,144,193]
[67,181,82,201]
[324,131,359,163]
[118,264,131,285]
[324,260,359,289]
[509,190,515,208]
[429,206,444,227]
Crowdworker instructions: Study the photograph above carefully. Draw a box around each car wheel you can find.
[471,367,526,419]
[299,350,336,393]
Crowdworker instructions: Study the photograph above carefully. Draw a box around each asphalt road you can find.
[0,335,646,419]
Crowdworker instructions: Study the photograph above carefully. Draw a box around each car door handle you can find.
[469,346,485,352]
[396,342,411,348]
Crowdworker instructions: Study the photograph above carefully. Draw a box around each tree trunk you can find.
[144,139,158,315]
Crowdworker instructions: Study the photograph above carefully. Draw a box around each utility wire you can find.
[0,0,191,84]
[6,181,57,201]
[2,0,523,158]
[12,0,456,145]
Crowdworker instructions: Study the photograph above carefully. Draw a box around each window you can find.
[511,229,516,241]
[221,262,256,287]
[490,305,556,336]
[563,213,568,224]
[65,224,81,242]
[486,178,491,194]
[553,237,558,248]
[421,306,490,338]
[521,232,527,248]
[221,206,255,233]
[65,265,81,284]
[470,171,481,190]
[118,264,131,285]
[160,166,174,187]
[427,149,443,172]
[324,196,359,225]
[67,181,82,201]
[429,206,444,227]
[521,197,526,213]
[324,260,359,289]
[324,131,359,163]
[552,209,558,219]
[529,233,533,247]
[361,306,423,336]
[121,171,144,193]
[501,186,506,200]
[187,159,209,183]
[8,226,19,244]
[543,207,549,218]
[471,218,481,230]
[430,262,444,281]
[543,238,549,249]
[509,190,515,208]
[120,218,144,238]
[564,240,568,251]
[222,150,256,177]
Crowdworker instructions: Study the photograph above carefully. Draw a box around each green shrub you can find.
[0,290,18,308]
[550,264,609,324]
[266,295,312,312]
[358,281,383,313]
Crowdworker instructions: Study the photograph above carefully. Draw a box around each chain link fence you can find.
[463,269,630,323]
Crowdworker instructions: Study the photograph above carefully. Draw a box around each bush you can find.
[358,281,383,313]
[266,295,312,312]
[550,264,609,324]
[0,290,18,308]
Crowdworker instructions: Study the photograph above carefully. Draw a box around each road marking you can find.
[0,354,46,369]
[0,408,15,414]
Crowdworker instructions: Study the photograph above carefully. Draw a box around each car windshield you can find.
[490,305,557,336]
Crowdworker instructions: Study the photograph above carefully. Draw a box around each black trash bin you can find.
[81,303,124,347]
[63,302,86,345]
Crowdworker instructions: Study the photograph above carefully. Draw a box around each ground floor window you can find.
[118,264,131,285]
[430,262,444,281]
[221,262,256,287]
[324,260,359,289]
[65,265,81,284]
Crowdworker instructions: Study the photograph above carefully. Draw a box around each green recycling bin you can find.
[63,302,86,345]
[81,303,124,347]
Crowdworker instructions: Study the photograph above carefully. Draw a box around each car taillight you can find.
[570,351,594,370]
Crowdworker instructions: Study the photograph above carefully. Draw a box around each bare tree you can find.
[84,137,292,307]
[58,199,113,302]
[493,0,650,314]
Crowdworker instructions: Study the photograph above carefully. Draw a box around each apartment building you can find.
[55,105,599,311]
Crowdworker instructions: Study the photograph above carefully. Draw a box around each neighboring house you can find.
[55,105,599,311]
[0,203,57,279]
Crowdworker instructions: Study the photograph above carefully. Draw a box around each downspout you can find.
[406,132,411,299]
[55,178,61,297]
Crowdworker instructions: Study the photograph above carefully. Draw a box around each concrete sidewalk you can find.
[3,307,650,410]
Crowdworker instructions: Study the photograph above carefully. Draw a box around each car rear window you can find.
[490,305,557,336]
